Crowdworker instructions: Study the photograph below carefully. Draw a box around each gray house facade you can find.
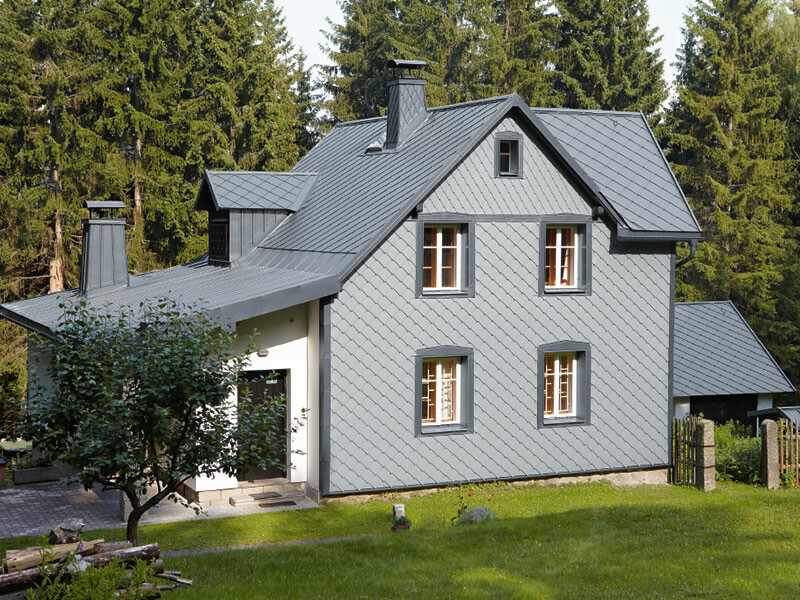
[11,60,788,502]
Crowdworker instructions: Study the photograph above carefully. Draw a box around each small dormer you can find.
[195,171,318,265]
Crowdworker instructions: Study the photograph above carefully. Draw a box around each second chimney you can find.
[79,201,129,295]
[385,59,428,149]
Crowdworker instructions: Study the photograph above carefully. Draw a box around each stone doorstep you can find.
[195,481,307,507]
[228,490,306,507]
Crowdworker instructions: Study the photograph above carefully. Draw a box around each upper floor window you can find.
[416,219,475,298]
[539,220,591,296]
[495,133,523,178]
[545,226,578,289]
[423,225,461,291]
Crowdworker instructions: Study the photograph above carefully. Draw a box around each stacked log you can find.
[0,520,192,597]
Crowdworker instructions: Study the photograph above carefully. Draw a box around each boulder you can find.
[455,506,496,526]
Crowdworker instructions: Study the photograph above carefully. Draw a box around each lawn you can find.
[4,481,800,598]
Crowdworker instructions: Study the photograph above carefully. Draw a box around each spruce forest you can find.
[2,0,800,414]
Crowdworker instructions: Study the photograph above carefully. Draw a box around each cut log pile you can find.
[0,520,192,597]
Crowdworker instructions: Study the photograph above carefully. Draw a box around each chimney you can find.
[79,201,129,295]
[385,59,428,149]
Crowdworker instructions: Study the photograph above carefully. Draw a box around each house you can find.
[1,60,792,503]
[673,301,795,429]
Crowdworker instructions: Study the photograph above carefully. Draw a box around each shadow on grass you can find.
[167,501,800,600]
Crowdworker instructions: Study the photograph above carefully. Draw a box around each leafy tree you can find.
[551,0,667,118]
[665,0,797,375]
[13,299,300,544]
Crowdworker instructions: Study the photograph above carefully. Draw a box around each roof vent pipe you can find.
[385,59,428,149]
[79,201,129,295]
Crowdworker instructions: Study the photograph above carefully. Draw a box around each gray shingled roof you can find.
[2,93,704,335]
[673,301,795,397]
[197,171,318,211]
[0,257,338,336]
[532,108,701,235]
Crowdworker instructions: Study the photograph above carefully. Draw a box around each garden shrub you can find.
[715,420,760,483]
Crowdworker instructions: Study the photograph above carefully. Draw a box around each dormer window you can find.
[495,133,523,177]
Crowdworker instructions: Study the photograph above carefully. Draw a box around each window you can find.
[543,352,576,417]
[415,346,474,436]
[416,219,475,298]
[495,133,523,178]
[537,342,591,427]
[539,220,591,296]
[545,226,577,289]
[421,357,460,425]
[423,225,461,291]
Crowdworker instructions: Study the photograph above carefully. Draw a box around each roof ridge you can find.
[530,106,642,117]
[207,170,317,176]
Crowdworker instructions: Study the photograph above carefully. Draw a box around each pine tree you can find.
[665,0,797,374]
[551,0,667,117]
[322,0,402,122]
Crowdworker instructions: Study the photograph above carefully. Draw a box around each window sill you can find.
[541,416,588,428]
[496,172,522,178]
[418,423,472,436]
[542,287,589,296]
[419,290,473,299]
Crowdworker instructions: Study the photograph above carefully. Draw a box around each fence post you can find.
[760,419,779,490]
[694,419,715,491]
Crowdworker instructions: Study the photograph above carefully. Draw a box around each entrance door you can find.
[237,370,288,481]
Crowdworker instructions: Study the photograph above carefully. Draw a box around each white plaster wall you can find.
[674,397,690,419]
[306,299,320,491]
[191,302,317,492]
[757,394,774,411]
[27,335,54,402]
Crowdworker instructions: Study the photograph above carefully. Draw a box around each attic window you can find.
[209,217,229,262]
[495,133,523,177]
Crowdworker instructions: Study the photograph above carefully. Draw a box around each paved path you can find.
[0,479,317,539]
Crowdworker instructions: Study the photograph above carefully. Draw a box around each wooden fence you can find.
[779,418,800,487]
[670,415,698,486]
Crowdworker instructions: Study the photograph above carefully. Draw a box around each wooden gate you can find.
[670,415,698,485]
[779,418,800,487]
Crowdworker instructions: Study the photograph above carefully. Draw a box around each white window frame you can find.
[545,225,579,290]
[543,352,577,419]
[421,357,462,427]
[422,225,462,292]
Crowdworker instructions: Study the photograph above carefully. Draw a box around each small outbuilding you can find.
[673,301,795,428]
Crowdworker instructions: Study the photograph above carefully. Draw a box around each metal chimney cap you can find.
[386,59,428,70]
[85,200,126,210]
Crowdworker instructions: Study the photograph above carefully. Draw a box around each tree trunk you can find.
[49,208,64,293]
[133,133,142,234]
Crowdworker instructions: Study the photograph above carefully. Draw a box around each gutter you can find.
[675,239,697,268]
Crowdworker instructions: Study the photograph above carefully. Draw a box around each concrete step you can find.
[193,479,306,506]
[229,489,305,507]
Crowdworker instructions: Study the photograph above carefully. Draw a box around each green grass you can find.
[4,482,800,598]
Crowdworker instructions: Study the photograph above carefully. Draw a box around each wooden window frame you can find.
[543,352,577,418]
[416,217,475,298]
[544,226,579,290]
[422,225,462,292]
[537,341,591,428]
[538,218,592,296]
[421,357,461,426]
[415,346,474,436]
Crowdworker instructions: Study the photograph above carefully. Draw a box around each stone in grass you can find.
[455,506,496,526]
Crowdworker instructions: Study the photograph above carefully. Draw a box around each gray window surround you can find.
[537,341,591,428]
[415,215,476,299]
[538,216,592,296]
[494,131,523,178]
[414,345,475,437]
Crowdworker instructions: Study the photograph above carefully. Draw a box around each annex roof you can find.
[673,301,795,397]
[195,171,318,212]
[0,257,338,337]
